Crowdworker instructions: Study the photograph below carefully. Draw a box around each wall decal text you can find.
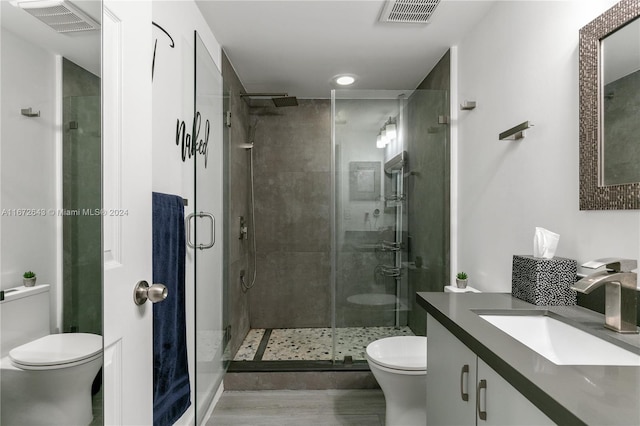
[152,22,175,81]
[175,111,210,168]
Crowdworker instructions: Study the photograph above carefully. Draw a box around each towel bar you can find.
[499,121,533,140]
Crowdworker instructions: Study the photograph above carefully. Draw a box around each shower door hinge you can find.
[225,111,232,128]
[224,325,232,345]
[438,115,450,124]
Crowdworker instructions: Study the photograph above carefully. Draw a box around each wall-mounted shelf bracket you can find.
[460,100,476,110]
[21,107,40,118]
[499,121,533,140]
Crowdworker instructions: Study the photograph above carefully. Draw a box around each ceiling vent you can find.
[379,0,442,24]
[11,0,100,33]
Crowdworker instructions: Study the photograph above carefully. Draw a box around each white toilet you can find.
[366,335,427,426]
[0,284,102,425]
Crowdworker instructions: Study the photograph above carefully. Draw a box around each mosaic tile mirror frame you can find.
[579,0,640,210]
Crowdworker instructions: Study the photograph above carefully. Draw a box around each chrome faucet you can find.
[571,258,638,334]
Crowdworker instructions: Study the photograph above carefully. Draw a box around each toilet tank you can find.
[0,284,50,358]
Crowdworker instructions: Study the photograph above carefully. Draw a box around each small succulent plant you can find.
[456,271,468,280]
[23,271,36,279]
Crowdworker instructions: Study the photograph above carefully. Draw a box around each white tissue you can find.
[533,227,559,259]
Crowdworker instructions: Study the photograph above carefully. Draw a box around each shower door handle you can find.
[186,211,216,250]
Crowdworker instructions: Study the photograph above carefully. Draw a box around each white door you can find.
[102,1,153,425]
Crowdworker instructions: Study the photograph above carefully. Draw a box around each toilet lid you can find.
[9,333,102,368]
[366,336,427,371]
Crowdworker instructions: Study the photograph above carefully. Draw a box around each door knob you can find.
[133,280,168,305]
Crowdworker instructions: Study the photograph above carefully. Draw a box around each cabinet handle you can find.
[476,379,487,421]
[460,364,469,401]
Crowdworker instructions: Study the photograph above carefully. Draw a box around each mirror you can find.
[349,161,381,201]
[601,17,640,185]
[579,0,640,209]
[1,0,103,424]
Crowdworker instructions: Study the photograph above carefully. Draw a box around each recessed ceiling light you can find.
[335,75,355,86]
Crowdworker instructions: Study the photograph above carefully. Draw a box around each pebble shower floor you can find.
[234,326,414,361]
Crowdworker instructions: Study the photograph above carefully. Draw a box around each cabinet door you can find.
[476,358,554,425]
[427,314,477,425]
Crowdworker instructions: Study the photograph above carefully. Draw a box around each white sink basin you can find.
[479,313,640,366]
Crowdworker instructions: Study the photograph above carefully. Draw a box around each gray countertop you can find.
[417,292,640,425]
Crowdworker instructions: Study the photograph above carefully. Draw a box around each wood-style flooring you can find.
[206,389,386,425]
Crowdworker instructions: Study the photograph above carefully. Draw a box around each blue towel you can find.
[152,192,190,426]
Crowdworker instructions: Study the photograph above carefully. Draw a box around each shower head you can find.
[272,96,298,107]
[237,143,254,150]
[241,93,299,108]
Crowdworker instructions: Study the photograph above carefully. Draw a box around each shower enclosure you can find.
[229,88,449,366]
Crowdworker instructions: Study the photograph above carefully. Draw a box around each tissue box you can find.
[511,255,577,306]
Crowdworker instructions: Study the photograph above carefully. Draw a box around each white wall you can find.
[151,1,223,423]
[0,28,58,327]
[455,0,639,292]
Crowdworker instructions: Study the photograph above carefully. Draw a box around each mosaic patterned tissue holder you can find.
[511,255,577,306]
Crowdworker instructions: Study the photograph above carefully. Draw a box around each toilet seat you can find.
[366,336,427,371]
[9,333,102,370]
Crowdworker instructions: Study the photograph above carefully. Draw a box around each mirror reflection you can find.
[601,16,640,186]
[1,1,103,424]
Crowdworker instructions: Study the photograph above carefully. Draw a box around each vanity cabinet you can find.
[426,314,554,425]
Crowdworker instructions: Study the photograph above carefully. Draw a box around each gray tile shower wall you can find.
[250,100,332,329]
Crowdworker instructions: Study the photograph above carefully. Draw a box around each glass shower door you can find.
[404,89,449,335]
[63,94,102,335]
[331,89,449,362]
[193,31,229,424]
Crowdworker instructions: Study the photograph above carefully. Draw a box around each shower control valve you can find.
[239,216,249,240]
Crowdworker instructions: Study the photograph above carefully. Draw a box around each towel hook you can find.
[21,107,40,118]
[133,280,168,305]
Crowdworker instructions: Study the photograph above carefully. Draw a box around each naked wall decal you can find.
[152,21,175,81]
[152,22,209,168]
[175,111,210,168]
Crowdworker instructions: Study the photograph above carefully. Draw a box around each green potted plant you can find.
[23,271,36,287]
[455,272,468,289]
